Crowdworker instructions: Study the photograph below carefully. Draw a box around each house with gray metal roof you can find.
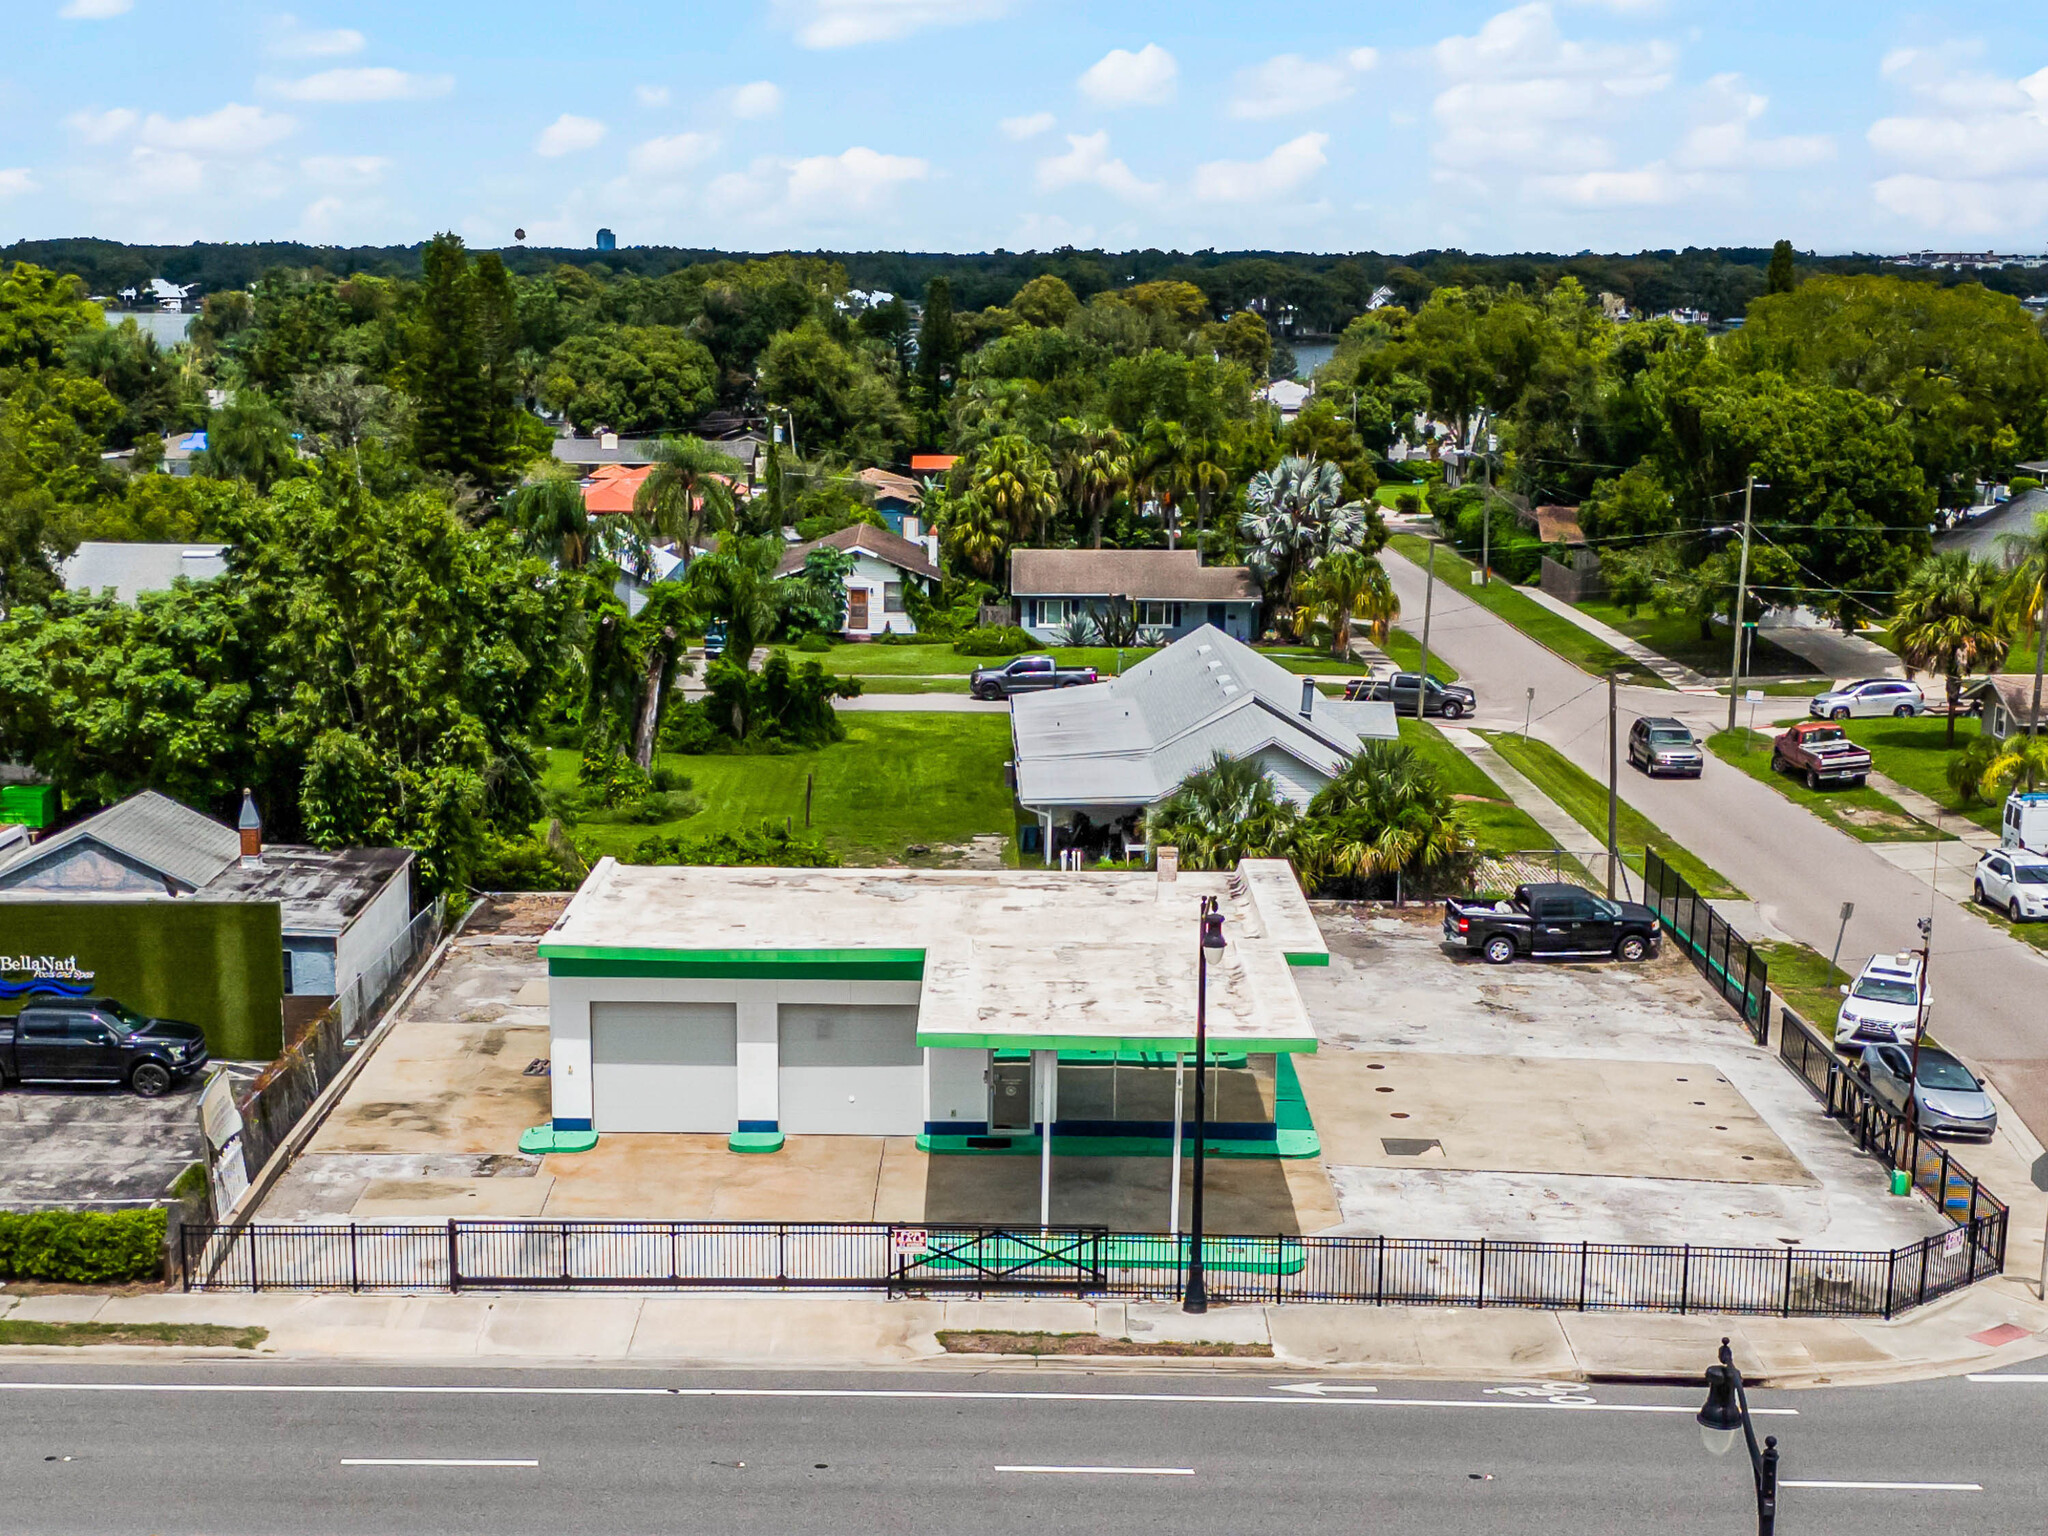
[61,542,229,604]
[1009,625,1398,862]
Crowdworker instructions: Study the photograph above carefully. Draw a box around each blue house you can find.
[1009,548,1261,644]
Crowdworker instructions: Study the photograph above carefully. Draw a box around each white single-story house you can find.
[1010,625,1400,862]
[1964,673,2045,742]
[1010,548,1262,644]
[534,857,1326,1220]
[775,523,942,638]
[61,542,229,604]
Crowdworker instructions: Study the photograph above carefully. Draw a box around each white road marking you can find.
[0,1382,1795,1415]
[997,1465,1193,1476]
[1966,1373,2048,1382]
[341,1459,538,1468]
[1782,1480,1981,1492]
[1271,1382,1380,1396]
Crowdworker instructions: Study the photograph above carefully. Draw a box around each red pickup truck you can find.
[1771,720,1872,790]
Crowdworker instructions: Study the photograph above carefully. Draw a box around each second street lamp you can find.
[1698,1336,1779,1536]
[1183,897,1227,1314]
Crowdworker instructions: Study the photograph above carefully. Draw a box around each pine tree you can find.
[1766,239,1797,295]
[406,233,519,487]
[915,276,959,436]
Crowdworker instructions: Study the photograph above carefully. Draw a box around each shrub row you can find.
[0,1207,167,1284]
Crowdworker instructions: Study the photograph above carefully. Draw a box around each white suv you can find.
[1975,847,2048,922]
[1809,679,1925,720]
[1835,952,1928,1049]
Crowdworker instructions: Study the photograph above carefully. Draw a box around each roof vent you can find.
[1300,678,1315,718]
[1222,683,1239,696]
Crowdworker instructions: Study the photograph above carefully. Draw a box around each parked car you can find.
[1809,678,1924,720]
[1628,716,1704,778]
[969,655,1100,700]
[0,996,209,1097]
[1856,1042,1997,1139]
[1442,882,1661,965]
[1973,846,2048,922]
[1343,672,1478,720]
[1770,720,1871,790]
[702,620,728,660]
[1834,952,1927,1049]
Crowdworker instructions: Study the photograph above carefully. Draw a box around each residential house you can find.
[1938,488,2048,561]
[1009,548,1261,644]
[1010,625,1399,862]
[161,430,207,476]
[552,434,758,479]
[61,542,229,603]
[774,523,942,637]
[1260,379,1312,421]
[1963,674,2045,742]
[856,467,923,534]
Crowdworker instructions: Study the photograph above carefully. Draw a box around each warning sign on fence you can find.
[1944,1229,1965,1256]
[892,1228,929,1257]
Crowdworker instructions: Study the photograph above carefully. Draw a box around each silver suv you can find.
[1809,679,1924,720]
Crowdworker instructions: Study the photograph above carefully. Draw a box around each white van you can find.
[2003,791,2048,855]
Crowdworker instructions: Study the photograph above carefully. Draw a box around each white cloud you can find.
[1034,130,1160,200]
[1530,165,1695,206]
[1077,44,1177,109]
[1000,110,1055,141]
[707,145,930,227]
[728,81,783,119]
[1866,52,2048,234]
[267,68,454,103]
[1194,131,1329,201]
[0,169,38,196]
[265,13,365,58]
[65,107,138,143]
[1228,50,1376,120]
[628,132,719,177]
[58,0,130,18]
[140,103,296,155]
[535,114,608,157]
[301,154,390,186]
[777,0,1011,48]
[1675,74,1831,172]
[636,85,671,108]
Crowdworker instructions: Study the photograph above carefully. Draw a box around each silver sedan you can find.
[1857,1043,1998,1139]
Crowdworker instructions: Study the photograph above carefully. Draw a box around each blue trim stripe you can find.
[736,1119,779,1133]
[551,1117,593,1132]
[0,979,90,999]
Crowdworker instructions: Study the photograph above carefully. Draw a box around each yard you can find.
[1574,598,1810,679]
[1841,714,2002,834]
[1706,728,1948,843]
[1477,729,1742,898]
[1399,719,1553,854]
[542,714,1018,864]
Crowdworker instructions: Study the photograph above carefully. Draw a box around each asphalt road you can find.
[1383,551,2048,1139]
[2,1362,2042,1535]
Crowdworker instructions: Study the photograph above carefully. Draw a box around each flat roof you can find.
[539,859,1326,1054]
[206,845,413,936]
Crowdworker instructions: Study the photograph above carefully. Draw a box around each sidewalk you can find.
[1441,727,1607,860]
[1760,622,1903,682]
[1515,586,1717,691]
[5,1281,2044,1386]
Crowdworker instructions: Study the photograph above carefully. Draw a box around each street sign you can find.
[892,1228,930,1257]
[1744,689,1763,702]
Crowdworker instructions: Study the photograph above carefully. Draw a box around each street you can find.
[1382,552,2048,1139]
[1,1361,2041,1535]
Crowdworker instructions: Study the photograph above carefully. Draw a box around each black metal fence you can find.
[178,1218,1998,1318]
[1778,1002,2008,1277]
[1642,849,1770,1042]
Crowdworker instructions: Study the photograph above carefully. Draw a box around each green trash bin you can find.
[1890,1168,1911,1197]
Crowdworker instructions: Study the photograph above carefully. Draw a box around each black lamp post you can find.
[1697,1336,1779,1536]
[1184,897,1227,1314]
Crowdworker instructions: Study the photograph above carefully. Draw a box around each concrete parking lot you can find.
[0,1066,257,1211]
[1293,905,1949,1250]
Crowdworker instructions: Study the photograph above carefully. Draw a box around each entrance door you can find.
[590,1002,737,1133]
[847,587,870,631]
[988,1059,1033,1133]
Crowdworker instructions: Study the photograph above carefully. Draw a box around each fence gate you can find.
[887,1225,1107,1295]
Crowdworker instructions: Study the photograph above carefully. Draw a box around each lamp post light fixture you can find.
[1697,1336,1779,1536]
[1183,896,1227,1315]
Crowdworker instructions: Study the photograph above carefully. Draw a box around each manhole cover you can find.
[1382,1137,1444,1158]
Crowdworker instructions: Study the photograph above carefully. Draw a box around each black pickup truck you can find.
[0,996,209,1096]
[969,654,1101,701]
[1442,882,1662,965]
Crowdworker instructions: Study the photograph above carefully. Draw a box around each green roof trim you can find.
[917,1031,1316,1055]
[1284,951,1330,967]
[543,945,925,981]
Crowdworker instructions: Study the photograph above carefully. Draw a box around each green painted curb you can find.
[519,1125,598,1154]
[728,1130,786,1153]
[1285,951,1330,967]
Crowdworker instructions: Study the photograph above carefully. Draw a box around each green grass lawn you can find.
[1382,626,1460,682]
[544,714,1018,864]
[1753,940,1850,1036]
[1575,599,1811,680]
[812,642,1161,677]
[1389,535,1668,689]
[855,676,973,693]
[1399,718,1554,853]
[1840,715,2002,833]
[1477,729,1743,898]
[1706,728,1949,843]
[1265,646,1367,677]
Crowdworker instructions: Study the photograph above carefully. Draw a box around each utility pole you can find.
[1726,473,1756,733]
[1606,671,1620,899]
[1416,541,1437,722]
[2029,582,2046,787]
[1480,450,1491,587]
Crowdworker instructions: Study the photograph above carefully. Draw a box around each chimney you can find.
[1300,678,1315,718]
[600,431,619,452]
[237,788,262,867]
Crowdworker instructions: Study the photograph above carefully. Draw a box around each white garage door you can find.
[778,1004,923,1135]
[591,1002,737,1133]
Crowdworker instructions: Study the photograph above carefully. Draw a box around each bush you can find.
[1395,491,1423,516]
[795,632,834,653]
[1947,734,2002,805]
[953,625,1035,657]
[2012,476,2042,497]
[472,833,583,891]
[623,822,840,867]
[0,1208,166,1283]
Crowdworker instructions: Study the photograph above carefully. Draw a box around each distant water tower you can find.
[595,228,617,252]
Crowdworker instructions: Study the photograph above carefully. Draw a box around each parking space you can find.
[0,1067,256,1210]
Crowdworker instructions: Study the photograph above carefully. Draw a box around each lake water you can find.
[1286,339,1336,379]
[104,310,195,347]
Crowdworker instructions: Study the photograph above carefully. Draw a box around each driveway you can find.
[1384,549,2048,1139]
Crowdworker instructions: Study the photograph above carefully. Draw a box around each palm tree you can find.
[1241,455,1374,639]
[967,434,1060,549]
[1981,733,2048,801]
[1144,754,1301,870]
[680,535,783,673]
[938,490,1009,580]
[1136,419,1192,548]
[1302,741,1471,894]
[509,474,594,569]
[1186,435,1230,540]
[1297,550,1399,659]
[1893,550,2012,746]
[637,436,739,556]
[1053,418,1132,549]
[1997,510,2048,777]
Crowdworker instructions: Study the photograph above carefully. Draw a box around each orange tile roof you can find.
[583,464,652,515]
[908,454,958,473]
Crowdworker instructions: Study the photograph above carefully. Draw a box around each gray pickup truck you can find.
[0,996,209,1097]
[969,655,1100,701]
[1443,882,1661,965]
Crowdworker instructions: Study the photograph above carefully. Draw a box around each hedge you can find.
[0,1208,167,1284]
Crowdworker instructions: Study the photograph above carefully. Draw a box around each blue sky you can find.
[5,1,2047,254]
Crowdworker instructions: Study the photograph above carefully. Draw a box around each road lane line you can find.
[0,1382,1791,1415]
[341,1459,538,1468]
[1782,1480,1981,1492]
[1966,1374,2048,1382]
[996,1466,1193,1476]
